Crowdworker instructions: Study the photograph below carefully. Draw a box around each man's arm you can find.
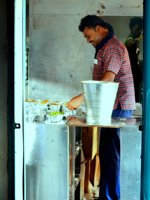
[66,94,84,111]
[66,71,115,110]
[100,70,116,81]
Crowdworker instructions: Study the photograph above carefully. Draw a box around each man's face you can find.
[131,24,143,39]
[83,26,103,47]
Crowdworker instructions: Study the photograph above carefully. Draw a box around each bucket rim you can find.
[81,80,119,84]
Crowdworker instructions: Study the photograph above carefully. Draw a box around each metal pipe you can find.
[141,0,150,199]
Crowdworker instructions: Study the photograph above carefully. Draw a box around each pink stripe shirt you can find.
[92,36,136,110]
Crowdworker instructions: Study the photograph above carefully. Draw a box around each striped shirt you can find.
[92,34,136,110]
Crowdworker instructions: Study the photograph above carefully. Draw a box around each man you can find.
[124,17,143,102]
[66,15,136,200]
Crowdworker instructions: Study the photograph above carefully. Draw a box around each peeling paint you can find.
[100,4,106,9]
[133,5,141,8]
[96,10,104,15]
[117,4,141,9]
[117,5,124,8]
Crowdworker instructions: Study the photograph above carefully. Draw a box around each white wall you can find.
[28,0,143,102]
[0,0,8,199]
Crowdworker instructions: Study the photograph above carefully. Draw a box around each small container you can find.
[34,114,45,122]
[25,106,41,123]
[49,102,62,112]
[35,107,47,122]
[25,115,35,123]
[47,111,64,123]
[36,104,48,114]
[61,102,69,113]
[47,114,64,123]
[25,101,36,106]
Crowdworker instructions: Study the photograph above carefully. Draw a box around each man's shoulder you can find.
[124,36,135,43]
[104,36,126,51]
[109,36,124,46]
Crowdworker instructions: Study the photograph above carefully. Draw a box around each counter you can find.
[25,115,142,200]
[66,116,142,200]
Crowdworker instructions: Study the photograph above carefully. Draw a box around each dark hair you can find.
[105,22,114,34]
[129,17,143,28]
[78,15,107,32]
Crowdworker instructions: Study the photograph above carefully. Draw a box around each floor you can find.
[83,186,99,200]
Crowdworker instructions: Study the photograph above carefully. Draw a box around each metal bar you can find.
[22,0,26,199]
[141,0,150,199]
[14,0,25,199]
[7,0,15,198]
[69,126,76,200]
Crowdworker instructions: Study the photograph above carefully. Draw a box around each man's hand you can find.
[66,94,84,111]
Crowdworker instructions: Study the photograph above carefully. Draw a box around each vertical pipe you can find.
[23,0,26,199]
[14,0,25,199]
[7,0,15,199]
[141,0,150,199]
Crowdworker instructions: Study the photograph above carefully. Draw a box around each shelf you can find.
[66,116,142,128]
